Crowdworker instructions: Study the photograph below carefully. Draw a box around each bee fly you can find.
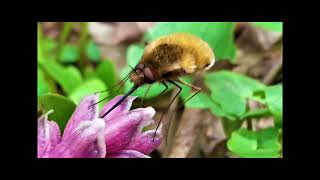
[97,33,215,140]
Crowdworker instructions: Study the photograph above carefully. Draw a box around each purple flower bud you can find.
[37,94,162,158]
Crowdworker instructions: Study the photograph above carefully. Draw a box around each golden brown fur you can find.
[140,33,215,80]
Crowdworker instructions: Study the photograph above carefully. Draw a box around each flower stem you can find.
[247,119,252,130]
[37,23,45,62]
[222,119,242,138]
[56,22,73,61]
[77,22,90,72]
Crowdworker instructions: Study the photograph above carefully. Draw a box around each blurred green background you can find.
[37,22,283,158]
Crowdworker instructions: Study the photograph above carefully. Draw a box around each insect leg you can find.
[140,84,153,107]
[175,78,201,91]
[174,78,202,109]
[183,90,201,104]
[165,108,176,147]
[153,80,182,141]
[159,82,169,96]
[140,81,168,108]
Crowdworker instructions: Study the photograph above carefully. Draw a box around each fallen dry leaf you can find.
[88,22,155,45]
[236,23,282,52]
[199,113,226,157]
[167,109,204,158]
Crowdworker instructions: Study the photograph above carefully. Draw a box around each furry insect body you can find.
[100,33,215,122]
[130,33,215,86]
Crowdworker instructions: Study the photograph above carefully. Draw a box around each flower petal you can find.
[47,121,62,147]
[99,95,137,122]
[134,107,156,135]
[50,118,106,158]
[105,107,155,153]
[125,125,162,155]
[38,110,62,158]
[63,94,99,139]
[106,150,150,158]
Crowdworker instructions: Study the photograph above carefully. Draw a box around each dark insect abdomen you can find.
[140,43,185,81]
[154,43,183,63]
[162,69,186,79]
[143,43,183,70]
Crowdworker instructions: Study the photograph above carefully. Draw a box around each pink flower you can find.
[38,94,162,158]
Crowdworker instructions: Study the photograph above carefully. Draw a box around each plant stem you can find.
[78,22,88,50]
[56,22,73,61]
[77,22,90,72]
[221,119,242,138]
[241,108,271,119]
[37,23,45,62]
[247,119,252,130]
[263,57,283,85]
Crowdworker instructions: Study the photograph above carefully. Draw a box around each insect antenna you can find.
[88,65,137,109]
[128,64,137,72]
[113,65,137,93]
[88,74,131,109]
[95,73,131,94]
[153,80,182,141]
[115,74,131,93]
[100,84,139,118]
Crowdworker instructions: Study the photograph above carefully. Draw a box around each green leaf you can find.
[265,84,283,125]
[179,77,214,109]
[37,68,50,96]
[240,108,272,120]
[145,22,237,61]
[42,38,58,53]
[206,71,266,99]
[59,44,80,63]
[177,77,234,119]
[209,101,234,120]
[252,22,283,32]
[227,128,281,158]
[39,59,83,94]
[68,78,108,110]
[126,44,144,66]
[96,60,116,91]
[38,93,77,132]
[183,92,215,109]
[40,37,58,60]
[122,44,173,98]
[37,24,44,62]
[86,41,101,62]
[83,66,96,79]
[205,71,266,119]
[221,118,243,137]
[60,22,73,44]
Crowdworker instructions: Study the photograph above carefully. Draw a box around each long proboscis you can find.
[100,84,139,118]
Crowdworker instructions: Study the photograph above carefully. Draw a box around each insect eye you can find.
[136,64,144,70]
[143,67,154,81]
